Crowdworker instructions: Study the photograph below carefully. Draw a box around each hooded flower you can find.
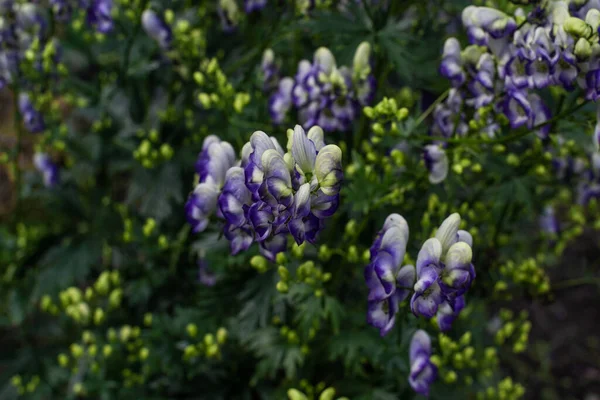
[365,214,415,336]
[424,144,449,184]
[86,0,114,33]
[185,136,237,233]
[411,213,475,318]
[33,152,59,187]
[19,93,45,133]
[142,9,172,50]
[436,295,466,332]
[440,38,466,86]
[269,45,374,131]
[244,0,267,13]
[408,330,437,396]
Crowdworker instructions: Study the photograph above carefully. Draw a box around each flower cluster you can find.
[185,124,343,261]
[429,2,600,182]
[0,0,115,88]
[269,42,375,131]
[365,213,475,336]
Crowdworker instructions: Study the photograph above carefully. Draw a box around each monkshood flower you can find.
[198,259,217,286]
[184,125,343,261]
[365,214,415,336]
[244,125,343,252]
[269,77,294,123]
[411,213,475,318]
[440,38,466,86]
[268,43,375,131]
[436,295,465,331]
[185,136,236,233]
[18,93,45,133]
[33,152,59,188]
[539,205,559,236]
[423,144,448,184]
[409,330,437,396]
[461,6,517,44]
[85,0,114,33]
[142,9,172,50]
[245,0,267,13]
[261,49,279,91]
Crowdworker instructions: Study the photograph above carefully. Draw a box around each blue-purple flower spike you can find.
[267,43,375,132]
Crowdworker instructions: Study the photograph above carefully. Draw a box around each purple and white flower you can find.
[409,330,437,396]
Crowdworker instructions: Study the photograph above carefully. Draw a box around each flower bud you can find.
[287,389,309,400]
[217,327,228,344]
[564,17,592,38]
[319,387,336,400]
[186,323,198,338]
[58,353,69,367]
[353,41,371,80]
[276,281,289,293]
[574,37,592,59]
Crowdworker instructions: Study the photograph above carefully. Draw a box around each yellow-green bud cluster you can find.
[276,261,332,297]
[170,13,206,61]
[182,326,228,362]
[194,58,249,113]
[496,258,551,297]
[133,129,174,169]
[40,270,122,325]
[10,375,40,396]
[362,97,409,146]
[476,377,526,400]
[450,147,482,175]
[432,332,499,385]
[494,309,531,354]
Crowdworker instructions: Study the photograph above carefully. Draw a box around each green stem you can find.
[409,99,590,146]
[412,89,450,130]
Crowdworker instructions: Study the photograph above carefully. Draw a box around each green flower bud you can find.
[58,353,69,367]
[204,333,215,346]
[217,327,228,344]
[564,17,592,38]
[103,344,112,357]
[278,266,289,281]
[319,387,336,400]
[139,347,149,360]
[120,325,132,342]
[276,281,289,293]
[70,343,84,358]
[186,323,198,338]
[109,289,122,309]
[288,389,309,400]
[206,343,220,358]
[574,37,592,59]
[144,313,153,327]
[94,308,104,325]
